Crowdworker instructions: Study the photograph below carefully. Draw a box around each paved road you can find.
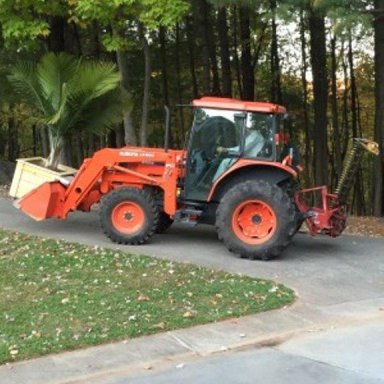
[1,197,384,384]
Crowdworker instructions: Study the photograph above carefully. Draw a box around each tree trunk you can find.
[40,126,50,158]
[197,0,220,95]
[348,33,364,215]
[373,1,384,216]
[139,23,151,147]
[116,50,136,145]
[308,8,328,186]
[217,7,232,97]
[232,5,243,98]
[61,137,73,166]
[115,124,125,148]
[67,22,82,56]
[239,6,254,100]
[159,27,169,107]
[341,41,350,162]
[175,24,185,146]
[46,130,63,170]
[159,26,174,147]
[194,0,213,95]
[186,17,199,98]
[330,36,342,180]
[270,0,282,104]
[48,16,66,53]
[31,125,38,156]
[74,134,84,168]
[300,9,311,185]
[7,117,18,162]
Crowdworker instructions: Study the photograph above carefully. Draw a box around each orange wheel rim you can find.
[111,202,145,234]
[232,200,277,245]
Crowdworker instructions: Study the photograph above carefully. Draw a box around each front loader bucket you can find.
[16,181,67,221]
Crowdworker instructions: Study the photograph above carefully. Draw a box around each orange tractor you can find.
[16,97,379,260]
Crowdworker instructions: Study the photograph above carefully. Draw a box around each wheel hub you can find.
[251,214,262,224]
[232,200,277,245]
[111,201,145,234]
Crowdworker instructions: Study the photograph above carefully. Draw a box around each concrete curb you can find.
[1,299,383,384]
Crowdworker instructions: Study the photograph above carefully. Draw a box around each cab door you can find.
[183,108,243,202]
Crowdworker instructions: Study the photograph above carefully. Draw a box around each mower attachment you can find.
[295,138,378,237]
[294,186,347,237]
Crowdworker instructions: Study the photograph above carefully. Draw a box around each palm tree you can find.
[8,52,124,169]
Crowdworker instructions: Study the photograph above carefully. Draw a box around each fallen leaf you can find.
[137,293,150,301]
[9,349,18,356]
[152,322,165,330]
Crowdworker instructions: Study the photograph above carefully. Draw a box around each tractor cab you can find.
[183,97,290,201]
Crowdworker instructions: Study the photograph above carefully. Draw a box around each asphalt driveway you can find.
[1,197,383,307]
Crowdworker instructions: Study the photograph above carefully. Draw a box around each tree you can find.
[8,53,123,169]
[373,0,384,216]
[308,5,329,187]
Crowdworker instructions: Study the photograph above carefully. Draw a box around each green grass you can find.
[0,228,295,364]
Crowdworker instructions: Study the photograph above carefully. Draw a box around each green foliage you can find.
[73,0,189,51]
[0,0,189,51]
[8,53,124,167]
[138,0,190,28]
[0,0,64,48]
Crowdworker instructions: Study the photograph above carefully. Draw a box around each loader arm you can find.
[18,147,184,221]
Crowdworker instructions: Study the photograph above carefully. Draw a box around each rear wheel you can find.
[100,187,158,245]
[216,180,296,260]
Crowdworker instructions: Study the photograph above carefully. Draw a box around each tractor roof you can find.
[192,97,287,114]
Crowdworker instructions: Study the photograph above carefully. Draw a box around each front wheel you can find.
[100,187,158,245]
[216,180,296,260]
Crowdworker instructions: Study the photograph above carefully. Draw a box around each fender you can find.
[207,159,297,202]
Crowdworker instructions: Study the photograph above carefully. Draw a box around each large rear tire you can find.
[216,180,296,260]
[100,187,158,245]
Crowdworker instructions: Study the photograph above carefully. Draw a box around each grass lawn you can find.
[0,228,295,364]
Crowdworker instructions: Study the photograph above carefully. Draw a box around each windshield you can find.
[184,108,243,201]
[190,108,242,158]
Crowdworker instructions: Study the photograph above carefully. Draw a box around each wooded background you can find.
[0,0,383,216]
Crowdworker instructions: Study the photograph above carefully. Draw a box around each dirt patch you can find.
[344,216,384,238]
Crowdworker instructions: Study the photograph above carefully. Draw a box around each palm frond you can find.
[72,88,126,134]
[39,83,69,126]
[7,61,49,115]
[61,61,121,133]
[37,52,79,112]
[69,61,121,105]
[8,53,123,147]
